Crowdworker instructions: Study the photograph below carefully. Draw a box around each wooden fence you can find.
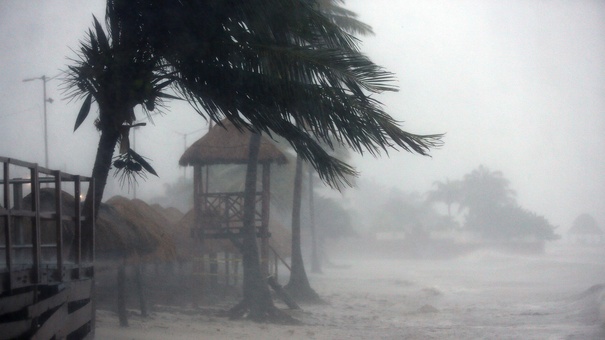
[0,157,95,339]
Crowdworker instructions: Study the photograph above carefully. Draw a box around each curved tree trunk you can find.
[284,156,321,303]
[229,132,296,323]
[81,126,120,260]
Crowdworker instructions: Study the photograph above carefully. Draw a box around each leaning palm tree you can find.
[65,0,442,322]
[284,0,374,302]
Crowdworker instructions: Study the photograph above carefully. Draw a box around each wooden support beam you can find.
[53,170,63,282]
[3,162,13,292]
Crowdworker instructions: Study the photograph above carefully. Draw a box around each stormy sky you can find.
[0,1,603,232]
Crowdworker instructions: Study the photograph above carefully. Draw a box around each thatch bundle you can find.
[13,190,176,262]
[179,119,287,166]
[150,204,184,225]
[105,196,177,262]
[18,188,79,246]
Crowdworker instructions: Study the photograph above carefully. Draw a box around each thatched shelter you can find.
[105,196,177,262]
[150,204,184,225]
[568,213,603,244]
[179,120,287,166]
[178,119,288,277]
[17,188,80,263]
[16,189,176,263]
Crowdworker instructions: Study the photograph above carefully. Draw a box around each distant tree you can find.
[373,188,443,236]
[456,166,557,242]
[460,165,515,213]
[476,204,559,241]
[571,213,600,234]
[426,178,462,219]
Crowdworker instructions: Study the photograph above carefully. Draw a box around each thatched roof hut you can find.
[19,188,79,245]
[150,204,184,225]
[568,213,603,244]
[569,213,602,235]
[179,120,287,166]
[105,196,177,262]
[15,189,176,262]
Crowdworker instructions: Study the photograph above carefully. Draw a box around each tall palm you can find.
[285,0,375,301]
[426,178,462,218]
[460,166,515,234]
[65,0,442,322]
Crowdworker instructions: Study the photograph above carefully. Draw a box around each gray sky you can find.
[0,1,603,231]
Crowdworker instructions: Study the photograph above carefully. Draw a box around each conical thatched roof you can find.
[179,120,288,166]
[105,196,177,262]
[569,213,602,235]
[96,203,151,258]
[150,204,184,225]
[17,189,175,261]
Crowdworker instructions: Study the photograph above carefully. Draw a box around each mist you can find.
[1,1,604,339]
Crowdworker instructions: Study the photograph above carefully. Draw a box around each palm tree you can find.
[65,0,442,322]
[459,166,516,235]
[284,0,374,301]
[426,178,462,218]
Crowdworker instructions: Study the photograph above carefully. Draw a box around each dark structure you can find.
[179,121,287,289]
[0,157,95,339]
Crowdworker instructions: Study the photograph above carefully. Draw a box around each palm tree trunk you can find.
[284,156,321,302]
[229,132,278,321]
[308,165,321,273]
[81,126,120,260]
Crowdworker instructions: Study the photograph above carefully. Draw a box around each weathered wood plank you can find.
[31,302,67,340]
[27,288,67,318]
[68,279,93,302]
[62,300,93,336]
[0,319,31,339]
[0,289,34,315]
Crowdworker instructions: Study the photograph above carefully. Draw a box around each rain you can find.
[0,1,604,339]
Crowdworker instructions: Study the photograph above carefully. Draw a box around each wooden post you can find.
[260,163,270,276]
[117,261,128,327]
[225,252,230,286]
[3,162,12,290]
[53,171,63,281]
[135,263,148,317]
[74,176,82,276]
[30,166,41,284]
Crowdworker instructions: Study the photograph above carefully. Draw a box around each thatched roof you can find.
[105,196,177,261]
[150,204,184,225]
[96,203,152,258]
[569,213,602,235]
[16,189,175,261]
[21,188,78,215]
[179,120,288,166]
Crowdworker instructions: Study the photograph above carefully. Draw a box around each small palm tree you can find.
[426,178,462,218]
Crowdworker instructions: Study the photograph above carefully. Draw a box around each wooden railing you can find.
[0,156,95,339]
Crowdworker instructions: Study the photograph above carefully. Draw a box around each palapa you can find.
[105,196,177,262]
[179,119,287,166]
[15,189,175,261]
